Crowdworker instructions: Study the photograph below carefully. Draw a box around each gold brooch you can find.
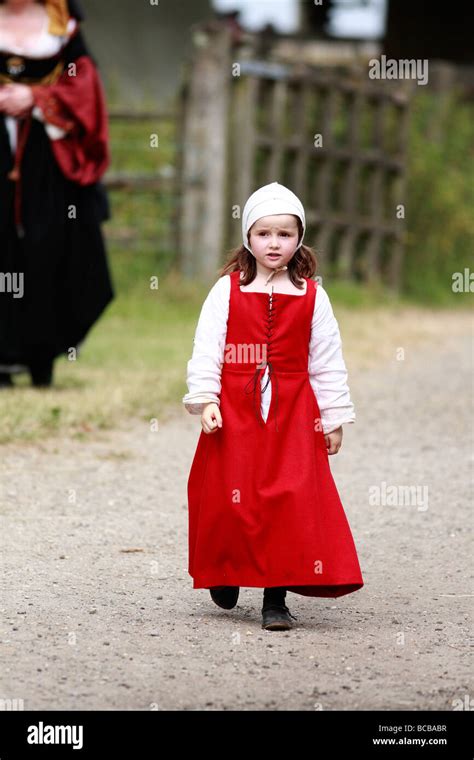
[6,56,26,77]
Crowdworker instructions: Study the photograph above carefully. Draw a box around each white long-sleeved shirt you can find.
[182,274,355,435]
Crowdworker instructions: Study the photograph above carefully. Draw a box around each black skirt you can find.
[0,114,114,368]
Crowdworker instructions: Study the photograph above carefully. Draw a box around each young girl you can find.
[183,182,364,631]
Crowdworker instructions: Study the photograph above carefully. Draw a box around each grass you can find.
[0,268,208,445]
[1,259,471,445]
[1,94,472,445]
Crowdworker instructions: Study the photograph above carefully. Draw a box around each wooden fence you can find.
[178,24,415,290]
[106,109,175,193]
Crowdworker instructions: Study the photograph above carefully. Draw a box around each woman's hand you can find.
[0,84,34,117]
[201,402,222,434]
[325,425,343,454]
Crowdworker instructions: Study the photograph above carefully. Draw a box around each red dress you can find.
[187,270,364,598]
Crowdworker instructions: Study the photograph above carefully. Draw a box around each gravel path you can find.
[0,329,472,711]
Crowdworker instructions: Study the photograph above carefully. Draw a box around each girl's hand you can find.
[0,84,34,117]
[201,402,222,434]
[325,426,343,455]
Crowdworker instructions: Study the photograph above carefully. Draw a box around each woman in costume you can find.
[0,0,113,387]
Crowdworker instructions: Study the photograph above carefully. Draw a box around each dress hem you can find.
[190,573,364,599]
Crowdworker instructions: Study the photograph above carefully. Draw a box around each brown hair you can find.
[218,217,318,288]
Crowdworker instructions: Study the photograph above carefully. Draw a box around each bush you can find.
[404,90,474,304]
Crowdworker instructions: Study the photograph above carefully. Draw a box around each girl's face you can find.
[248,214,300,274]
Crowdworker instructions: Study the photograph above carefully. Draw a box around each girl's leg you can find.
[263,586,287,606]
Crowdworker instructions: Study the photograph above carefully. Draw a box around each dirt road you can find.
[0,327,472,710]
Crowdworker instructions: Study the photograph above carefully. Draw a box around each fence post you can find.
[178,24,232,280]
[230,74,259,247]
[388,90,412,291]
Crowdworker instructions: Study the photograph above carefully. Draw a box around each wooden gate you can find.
[178,24,413,290]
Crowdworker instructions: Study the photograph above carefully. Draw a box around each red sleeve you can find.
[30,55,110,185]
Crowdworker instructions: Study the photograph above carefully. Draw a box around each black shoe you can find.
[0,372,13,388]
[262,603,297,631]
[29,359,54,387]
[209,586,240,609]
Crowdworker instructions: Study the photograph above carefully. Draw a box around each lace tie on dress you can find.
[243,292,280,432]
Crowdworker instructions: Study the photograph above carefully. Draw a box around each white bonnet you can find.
[242,181,306,253]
